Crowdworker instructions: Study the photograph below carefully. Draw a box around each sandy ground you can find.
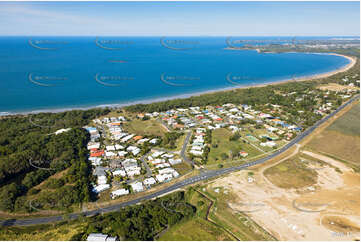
[208,148,360,241]
[318,83,359,92]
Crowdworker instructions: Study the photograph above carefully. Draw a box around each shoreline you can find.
[1,53,357,117]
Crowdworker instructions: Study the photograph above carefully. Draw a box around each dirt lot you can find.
[207,156,359,241]
[317,83,359,92]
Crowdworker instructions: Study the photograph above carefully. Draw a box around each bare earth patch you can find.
[317,83,359,92]
[207,156,360,241]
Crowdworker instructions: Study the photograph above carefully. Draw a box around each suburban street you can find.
[180,131,194,166]
[0,95,358,227]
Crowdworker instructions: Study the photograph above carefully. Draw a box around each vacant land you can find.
[306,102,360,170]
[317,83,359,92]
[123,119,167,137]
[209,164,359,241]
[264,155,319,189]
[327,102,360,136]
[208,128,262,165]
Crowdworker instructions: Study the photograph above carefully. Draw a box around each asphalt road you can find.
[0,95,358,227]
[180,131,194,166]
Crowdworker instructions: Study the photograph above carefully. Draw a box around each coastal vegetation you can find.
[0,109,110,213]
[0,191,195,241]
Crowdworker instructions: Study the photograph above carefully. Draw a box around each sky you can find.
[0,1,359,36]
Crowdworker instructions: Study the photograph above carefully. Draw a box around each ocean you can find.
[0,36,350,114]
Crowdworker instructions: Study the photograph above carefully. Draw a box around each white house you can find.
[152,151,164,158]
[149,138,159,144]
[87,142,100,150]
[131,181,144,193]
[105,151,117,157]
[156,173,173,183]
[143,177,157,186]
[89,157,102,166]
[169,158,182,166]
[111,189,129,199]
[118,151,128,157]
[112,169,127,177]
[131,148,141,156]
[158,167,176,175]
[106,145,116,151]
[121,134,135,143]
[97,176,107,185]
[115,144,124,150]
[55,128,71,135]
[92,184,110,194]
[190,150,203,156]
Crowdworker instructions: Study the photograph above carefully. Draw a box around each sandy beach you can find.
[2,53,357,116]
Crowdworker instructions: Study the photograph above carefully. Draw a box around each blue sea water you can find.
[0,36,350,113]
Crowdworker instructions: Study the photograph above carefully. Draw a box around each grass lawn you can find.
[264,155,319,189]
[306,102,360,170]
[123,119,167,137]
[208,128,262,165]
